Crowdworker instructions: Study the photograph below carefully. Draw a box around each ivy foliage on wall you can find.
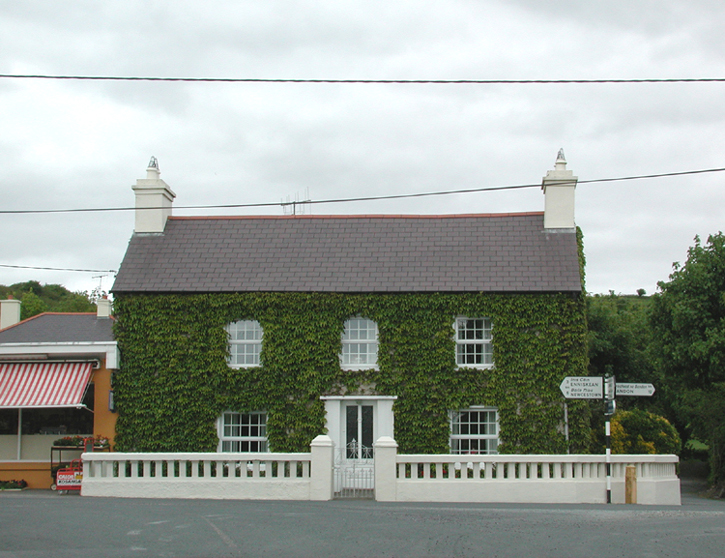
[112,290,590,455]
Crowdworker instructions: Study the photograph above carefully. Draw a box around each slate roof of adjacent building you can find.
[112,212,582,293]
[0,313,115,344]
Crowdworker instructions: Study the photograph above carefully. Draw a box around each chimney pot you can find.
[146,156,161,179]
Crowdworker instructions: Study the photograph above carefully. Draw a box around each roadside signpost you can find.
[559,374,656,504]
[559,376,603,399]
[559,376,655,400]
[616,383,655,397]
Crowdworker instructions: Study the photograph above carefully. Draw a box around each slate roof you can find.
[112,212,582,293]
[0,313,115,344]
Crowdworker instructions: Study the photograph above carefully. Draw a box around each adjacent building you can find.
[0,300,118,488]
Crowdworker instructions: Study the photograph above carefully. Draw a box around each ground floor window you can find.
[450,407,498,454]
[0,384,95,435]
[217,411,268,452]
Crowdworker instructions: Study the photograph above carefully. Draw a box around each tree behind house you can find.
[651,232,725,491]
[0,281,96,320]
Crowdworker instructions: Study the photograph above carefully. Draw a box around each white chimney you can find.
[542,149,578,230]
[132,157,176,233]
[97,297,112,319]
[0,298,22,329]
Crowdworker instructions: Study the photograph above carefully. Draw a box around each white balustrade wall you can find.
[81,435,680,505]
[81,435,335,500]
[373,437,680,505]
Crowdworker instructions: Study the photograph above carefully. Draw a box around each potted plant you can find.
[52,435,110,449]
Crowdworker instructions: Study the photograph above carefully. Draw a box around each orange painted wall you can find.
[92,363,117,449]
[0,462,52,489]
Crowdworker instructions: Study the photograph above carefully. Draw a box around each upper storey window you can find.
[226,320,263,367]
[454,317,493,368]
[340,318,379,370]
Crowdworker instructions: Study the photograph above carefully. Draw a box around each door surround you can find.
[320,395,397,454]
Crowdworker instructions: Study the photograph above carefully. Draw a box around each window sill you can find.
[340,365,380,372]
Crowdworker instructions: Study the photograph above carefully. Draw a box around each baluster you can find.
[505,462,513,479]
[564,462,572,479]
[542,461,550,479]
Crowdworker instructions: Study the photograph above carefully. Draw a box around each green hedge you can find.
[112,291,589,455]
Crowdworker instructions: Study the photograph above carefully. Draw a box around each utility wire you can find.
[1,74,725,84]
[1,166,724,216]
[0,264,117,273]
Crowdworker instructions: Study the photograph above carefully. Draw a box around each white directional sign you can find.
[616,383,655,397]
[559,376,603,399]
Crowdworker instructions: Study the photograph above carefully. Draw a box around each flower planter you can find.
[0,480,28,490]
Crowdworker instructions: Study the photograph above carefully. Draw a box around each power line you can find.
[2,74,725,84]
[0,264,117,274]
[1,165,724,216]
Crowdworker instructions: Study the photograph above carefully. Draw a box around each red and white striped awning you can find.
[0,362,94,409]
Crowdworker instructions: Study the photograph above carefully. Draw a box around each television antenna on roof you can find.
[281,188,311,216]
[91,274,108,303]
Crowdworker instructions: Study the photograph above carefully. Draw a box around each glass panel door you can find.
[345,404,374,459]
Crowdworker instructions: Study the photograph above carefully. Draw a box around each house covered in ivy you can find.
[110,153,589,459]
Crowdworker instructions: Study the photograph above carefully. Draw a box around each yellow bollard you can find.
[625,465,637,504]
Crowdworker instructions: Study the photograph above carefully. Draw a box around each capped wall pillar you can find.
[309,435,335,501]
[374,436,398,502]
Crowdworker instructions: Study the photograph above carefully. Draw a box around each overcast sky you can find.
[1,1,724,298]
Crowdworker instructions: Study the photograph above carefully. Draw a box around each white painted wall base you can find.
[82,478,311,500]
[393,477,680,505]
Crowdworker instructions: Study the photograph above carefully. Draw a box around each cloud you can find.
[1,1,724,297]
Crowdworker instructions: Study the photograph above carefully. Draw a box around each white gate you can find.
[334,440,374,499]
[335,402,375,498]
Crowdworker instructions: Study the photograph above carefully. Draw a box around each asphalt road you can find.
[0,480,723,558]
